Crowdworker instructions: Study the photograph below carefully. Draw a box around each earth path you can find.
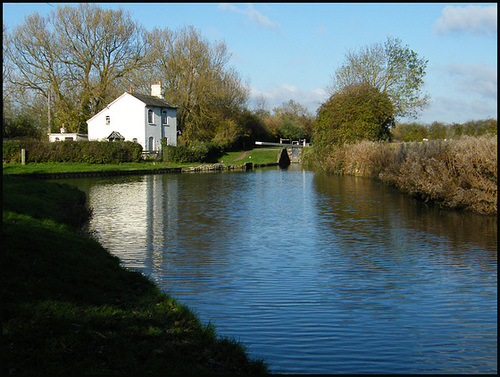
[234,151,249,161]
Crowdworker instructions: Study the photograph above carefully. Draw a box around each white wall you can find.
[87,93,146,148]
[87,92,177,151]
[48,133,88,142]
[164,109,177,147]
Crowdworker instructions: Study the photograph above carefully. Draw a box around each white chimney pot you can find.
[151,82,163,98]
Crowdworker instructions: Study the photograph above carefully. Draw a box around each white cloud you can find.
[445,63,497,100]
[416,63,497,123]
[434,4,497,36]
[218,3,280,30]
[249,84,327,114]
[418,95,497,124]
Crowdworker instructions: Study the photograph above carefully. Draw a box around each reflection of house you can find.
[87,82,177,153]
[48,127,88,142]
[87,174,179,270]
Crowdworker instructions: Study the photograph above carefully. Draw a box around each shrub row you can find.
[162,140,224,163]
[306,135,497,215]
[391,119,497,142]
[3,140,143,164]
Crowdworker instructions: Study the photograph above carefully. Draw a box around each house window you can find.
[106,116,110,125]
[162,110,168,125]
[148,109,154,124]
[148,136,154,151]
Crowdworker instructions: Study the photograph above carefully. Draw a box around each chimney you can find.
[151,81,163,98]
[129,87,133,93]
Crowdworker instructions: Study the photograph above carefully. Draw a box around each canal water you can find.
[62,166,497,374]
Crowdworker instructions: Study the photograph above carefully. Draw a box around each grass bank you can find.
[2,175,268,375]
[219,148,281,166]
[2,148,280,176]
[305,135,497,215]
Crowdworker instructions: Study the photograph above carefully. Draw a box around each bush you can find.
[162,141,224,163]
[2,140,143,164]
[392,122,428,141]
[314,83,394,146]
[3,140,23,162]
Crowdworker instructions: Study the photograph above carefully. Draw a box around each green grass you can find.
[2,161,184,175]
[2,148,280,176]
[2,175,269,375]
[219,148,280,166]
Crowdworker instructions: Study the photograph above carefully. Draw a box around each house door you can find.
[148,136,154,151]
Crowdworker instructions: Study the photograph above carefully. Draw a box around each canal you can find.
[61,165,497,374]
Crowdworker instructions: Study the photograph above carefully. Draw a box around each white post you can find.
[47,86,51,140]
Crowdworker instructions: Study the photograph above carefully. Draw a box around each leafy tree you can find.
[260,99,313,141]
[329,36,429,119]
[273,100,313,140]
[3,111,43,139]
[427,121,447,140]
[314,83,394,146]
[391,122,428,141]
[134,26,249,145]
[462,119,498,137]
[4,4,148,133]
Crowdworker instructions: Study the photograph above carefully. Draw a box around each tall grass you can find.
[307,135,497,215]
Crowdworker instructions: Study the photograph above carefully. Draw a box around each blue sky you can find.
[3,2,497,124]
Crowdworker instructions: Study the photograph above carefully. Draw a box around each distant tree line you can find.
[391,119,497,142]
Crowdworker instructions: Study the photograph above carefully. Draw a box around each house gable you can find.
[87,91,177,151]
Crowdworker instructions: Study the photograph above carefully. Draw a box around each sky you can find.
[3,2,497,124]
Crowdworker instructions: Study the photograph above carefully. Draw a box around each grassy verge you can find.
[2,161,185,175]
[2,148,280,175]
[306,135,497,215]
[219,148,281,166]
[2,175,268,375]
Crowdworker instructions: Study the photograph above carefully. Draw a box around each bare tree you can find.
[5,4,148,133]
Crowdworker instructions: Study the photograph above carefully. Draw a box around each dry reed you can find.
[314,135,497,215]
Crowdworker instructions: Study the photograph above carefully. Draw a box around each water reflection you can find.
[62,167,497,374]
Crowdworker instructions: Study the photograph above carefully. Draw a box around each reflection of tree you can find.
[312,173,497,254]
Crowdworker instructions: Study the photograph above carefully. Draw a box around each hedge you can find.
[161,140,224,163]
[3,140,143,164]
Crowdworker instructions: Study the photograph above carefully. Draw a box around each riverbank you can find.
[2,175,269,375]
[304,135,497,216]
[2,148,281,178]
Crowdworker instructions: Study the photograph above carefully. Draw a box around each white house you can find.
[87,82,177,153]
[48,127,88,142]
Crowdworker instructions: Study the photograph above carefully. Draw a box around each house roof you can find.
[86,91,178,124]
[129,93,177,108]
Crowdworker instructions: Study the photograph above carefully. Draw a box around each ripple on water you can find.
[69,169,498,374]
